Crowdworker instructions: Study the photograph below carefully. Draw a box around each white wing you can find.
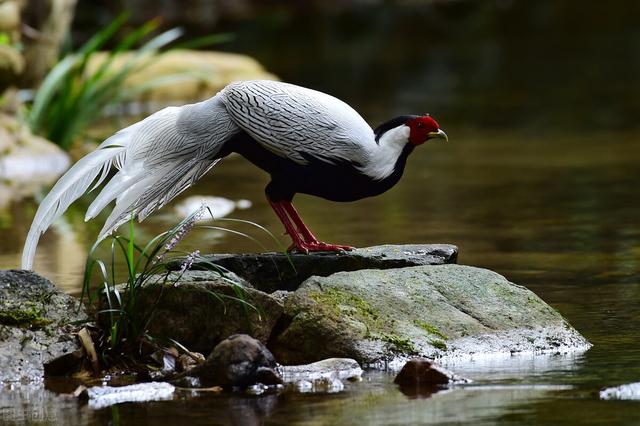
[22,96,237,269]
[220,80,375,166]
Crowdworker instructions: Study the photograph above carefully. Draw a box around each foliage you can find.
[81,206,260,360]
[26,13,229,150]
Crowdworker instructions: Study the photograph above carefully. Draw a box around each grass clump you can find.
[81,205,282,370]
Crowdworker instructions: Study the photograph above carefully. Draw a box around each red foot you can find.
[288,241,355,254]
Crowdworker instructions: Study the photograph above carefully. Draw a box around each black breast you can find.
[220,131,413,202]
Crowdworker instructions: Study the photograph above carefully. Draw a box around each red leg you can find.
[281,201,319,243]
[267,196,354,253]
[268,198,308,252]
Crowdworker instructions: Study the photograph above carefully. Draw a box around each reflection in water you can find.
[0,360,585,426]
[397,383,442,399]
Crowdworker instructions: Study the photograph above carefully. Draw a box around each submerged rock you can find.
[600,382,640,400]
[83,382,175,409]
[0,270,87,384]
[269,264,591,365]
[278,358,362,394]
[189,334,282,388]
[170,244,458,292]
[394,358,469,386]
[278,358,363,382]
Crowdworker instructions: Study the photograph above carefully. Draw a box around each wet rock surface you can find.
[0,270,87,384]
[187,334,282,388]
[394,358,469,386]
[114,271,283,354]
[269,264,591,365]
[169,244,458,292]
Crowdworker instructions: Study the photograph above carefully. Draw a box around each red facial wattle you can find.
[407,115,447,145]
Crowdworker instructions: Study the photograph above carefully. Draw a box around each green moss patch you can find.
[309,287,421,353]
[309,288,379,324]
[430,339,447,351]
[381,333,417,353]
[0,301,52,329]
[414,320,449,340]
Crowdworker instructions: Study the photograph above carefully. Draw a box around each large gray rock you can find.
[0,270,87,384]
[269,264,591,365]
[121,271,283,354]
[170,244,457,292]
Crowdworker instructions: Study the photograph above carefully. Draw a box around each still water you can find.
[2,1,640,424]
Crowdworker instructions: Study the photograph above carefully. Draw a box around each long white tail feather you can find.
[21,146,126,269]
[96,163,178,240]
[85,167,145,221]
[137,159,220,222]
[22,95,238,270]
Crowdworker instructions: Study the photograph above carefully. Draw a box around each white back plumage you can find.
[221,80,376,166]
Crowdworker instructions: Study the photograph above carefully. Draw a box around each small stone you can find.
[191,334,283,388]
[394,358,467,386]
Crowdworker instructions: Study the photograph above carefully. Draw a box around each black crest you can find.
[373,115,420,143]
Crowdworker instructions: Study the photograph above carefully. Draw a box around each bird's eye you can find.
[416,123,423,128]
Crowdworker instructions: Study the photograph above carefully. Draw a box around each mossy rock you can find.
[101,271,284,355]
[0,270,88,383]
[269,264,591,365]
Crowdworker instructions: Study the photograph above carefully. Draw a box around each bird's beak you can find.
[428,129,448,142]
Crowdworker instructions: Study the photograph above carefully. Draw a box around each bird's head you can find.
[406,115,448,146]
[374,114,448,147]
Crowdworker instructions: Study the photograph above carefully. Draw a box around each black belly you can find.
[219,131,411,202]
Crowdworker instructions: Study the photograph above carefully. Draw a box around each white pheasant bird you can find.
[22,80,447,269]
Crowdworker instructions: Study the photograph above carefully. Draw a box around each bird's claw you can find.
[288,241,355,254]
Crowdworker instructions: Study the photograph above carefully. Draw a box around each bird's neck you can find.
[359,125,412,181]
